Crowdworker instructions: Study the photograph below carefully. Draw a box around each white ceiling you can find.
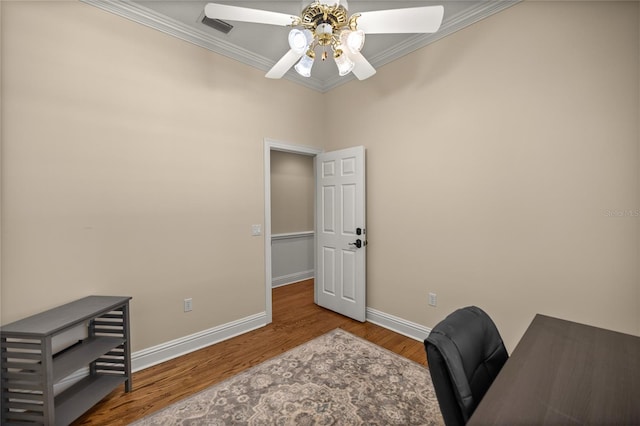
[82,0,519,92]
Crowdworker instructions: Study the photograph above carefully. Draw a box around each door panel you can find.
[342,250,356,301]
[322,247,336,295]
[322,186,335,232]
[315,146,366,322]
[342,184,356,233]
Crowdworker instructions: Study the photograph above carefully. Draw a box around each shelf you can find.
[1,296,131,425]
[54,374,126,426]
[53,336,125,382]
[0,296,131,337]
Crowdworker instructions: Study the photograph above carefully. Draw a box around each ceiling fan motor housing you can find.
[301,1,349,38]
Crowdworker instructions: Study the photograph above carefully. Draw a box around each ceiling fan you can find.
[204,1,444,81]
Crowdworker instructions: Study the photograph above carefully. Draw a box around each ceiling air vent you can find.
[201,16,233,34]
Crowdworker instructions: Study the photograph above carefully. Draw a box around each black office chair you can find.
[424,306,508,426]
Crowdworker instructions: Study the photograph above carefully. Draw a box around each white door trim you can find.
[264,139,322,324]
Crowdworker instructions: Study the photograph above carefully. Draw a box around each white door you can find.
[315,146,366,322]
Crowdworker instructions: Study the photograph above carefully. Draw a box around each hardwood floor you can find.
[73,279,427,425]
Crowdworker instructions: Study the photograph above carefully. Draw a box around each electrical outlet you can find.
[251,224,262,236]
[428,292,437,307]
[184,298,193,312]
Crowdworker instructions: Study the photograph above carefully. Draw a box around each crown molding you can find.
[81,0,520,93]
[321,1,520,91]
[81,0,327,91]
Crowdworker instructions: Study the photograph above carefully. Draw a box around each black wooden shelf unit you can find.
[1,296,132,425]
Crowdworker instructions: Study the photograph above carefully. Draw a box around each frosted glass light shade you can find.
[341,30,365,54]
[334,51,355,76]
[288,29,313,54]
[294,54,315,77]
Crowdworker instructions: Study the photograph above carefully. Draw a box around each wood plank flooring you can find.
[72,279,427,425]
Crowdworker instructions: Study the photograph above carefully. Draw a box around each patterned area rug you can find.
[132,329,444,425]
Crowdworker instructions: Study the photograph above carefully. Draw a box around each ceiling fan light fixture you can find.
[294,51,315,77]
[334,49,354,76]
[341,29,365,54]
[288,29,313,54]
[204,1,445,82]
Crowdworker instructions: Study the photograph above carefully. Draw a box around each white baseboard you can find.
[366,308,432,342]
[57,307,428,388]
[56,312,268,390]
[272,270,314,288]
[130,307,429,374]
[131,311,268,372]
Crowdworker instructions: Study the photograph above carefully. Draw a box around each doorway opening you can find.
[264,139,322,323]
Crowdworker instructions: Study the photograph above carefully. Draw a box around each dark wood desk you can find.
[468,314,640,425]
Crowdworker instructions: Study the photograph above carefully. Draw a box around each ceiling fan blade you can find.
[356,5,444,34]
[266,49,304,79]
[204,3,296,26]
[351,52,376,80]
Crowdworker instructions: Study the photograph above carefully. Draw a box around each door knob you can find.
[349,239,362,249]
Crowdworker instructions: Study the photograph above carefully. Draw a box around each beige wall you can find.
[326,0,640,350]
[0,1,323,351]
[270,151,314,234]
[2,0,639,355]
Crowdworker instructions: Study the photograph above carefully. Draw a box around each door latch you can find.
[349,239,367,249]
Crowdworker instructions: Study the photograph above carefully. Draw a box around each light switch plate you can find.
[428,293,437,307]
[251,224,262,236]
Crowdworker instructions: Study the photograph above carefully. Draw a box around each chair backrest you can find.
[424,306,508,426]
